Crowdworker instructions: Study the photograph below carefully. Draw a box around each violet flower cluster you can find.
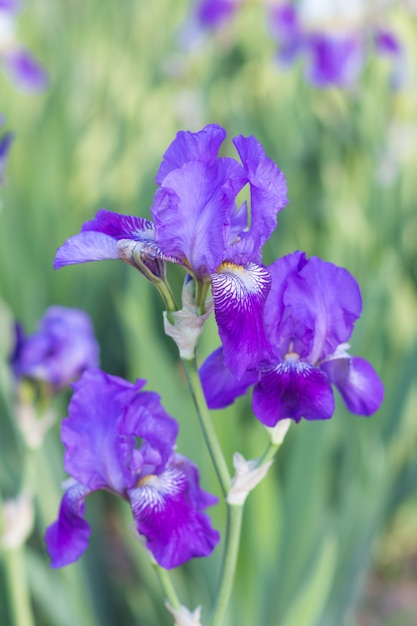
[45,369,219,569]
[191,0,403,89]
[0,0,48,91]
[11,306,100,392]
[269,3,403,89]
[54,123,288,379]
[49,124,383,577]
[200,251,384,425]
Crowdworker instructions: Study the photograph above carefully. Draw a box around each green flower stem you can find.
[153,564,181,611]
[258,440,282,467]
[3,546,35,626]
[209,504,244,626]
[181,357,231,496]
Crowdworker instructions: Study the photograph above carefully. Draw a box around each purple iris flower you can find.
[269,3,402,89]
[11,306,100,391]
[54,124,288,379]
[0,116,13,184]
[45,368,220,569]
[200,251,384,426]
[0,1,48,91]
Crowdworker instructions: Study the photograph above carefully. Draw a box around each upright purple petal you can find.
[62,369,146,493]
[120,391,179,474]
[129,463,219,569]
[321,356,384,415]
[45,482,91,568]
[3,48,48,92]
[152,158,244,275]
[200,346,258,409]
[282,256,362,363]
[253,360,335,426]
[230,135,288,263]
[211,262,272,378]
[265,251,307,345]
[155,124,227,184]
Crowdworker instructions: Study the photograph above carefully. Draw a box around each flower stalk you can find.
[181,356,231,497]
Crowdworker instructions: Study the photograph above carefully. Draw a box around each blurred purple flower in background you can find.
[201,252,384,425]
[45,369,220,569]
[0,0,48,91]
[195,0,241,30]
[0,114,13,184]
[269,2,403,88]
[54,124,288,379]
[11,306,100,391]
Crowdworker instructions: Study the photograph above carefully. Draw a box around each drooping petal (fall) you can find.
[321,356,384,415]
[129,462,219,569]
[199,346,258,409]
[211,262,272,378]
[45,482,91,568]
[253,359,335,426]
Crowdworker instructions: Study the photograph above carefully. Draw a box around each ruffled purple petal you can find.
[199,346,258,409]
[62,369,146,494]
[54,231,120,268]
[120,391,178,475]
[321,356,384,415]
[305,32,364,88]
[265,251,307,345]
[129,464,219,569]
[152,158,244,275]
[45,482,91,568]
[3,48,48,92]
[155,124,227,185]
[81,208,154,240]
[230,135,288,262]
[211,262,272,378]
[252,359,335,426]
[281,256,362,363]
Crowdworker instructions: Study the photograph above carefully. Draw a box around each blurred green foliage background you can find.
[1,1,417,625]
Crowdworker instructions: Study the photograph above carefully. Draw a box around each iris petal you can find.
[321,356,384,415]
[211,262,272,378]
[54,231,120,268]
[129,464,219,569]
[153,158,244,275]
[200,346,258,409]
[253,359,335,426]
[155,124,227,184]
[45,482,91,568]
[232,134,288,259]
[62,369,145,493]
